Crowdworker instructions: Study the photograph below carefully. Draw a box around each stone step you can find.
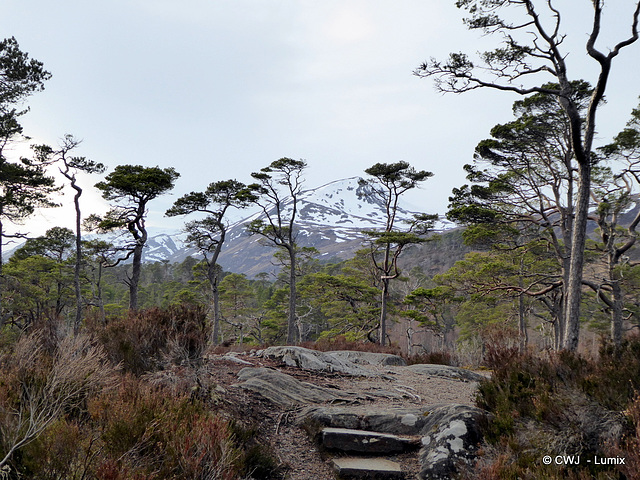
[332,457,404,479]
[322,427,421,454]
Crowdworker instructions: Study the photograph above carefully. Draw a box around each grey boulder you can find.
[332,457,404,479]
[419,404,487,480]
[301,405,431,436]
[322,427,420,453]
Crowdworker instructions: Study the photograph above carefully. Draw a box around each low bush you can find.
[301,335,401,355]
[20,419,87,480]
[230,421,285,479]
[406,350,455,366]
[0,332,117,475]
[481,323,521,369]
[607,391,640,480]
[93,305,209,374]
[0,336,282,479]
[472,338,640,479]
[584,336,640,410]
[88,376,283,479]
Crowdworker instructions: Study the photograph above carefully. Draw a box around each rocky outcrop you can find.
[235,350,490,479]
[325,350,407,367]
[301,403,490,480]
[234,367,359,406]
[259,346,405,376]
[322,427,420,453]
[418,404,487,480]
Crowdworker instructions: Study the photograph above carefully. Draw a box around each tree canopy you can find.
[166,179,249,344]
[416,0,640,350]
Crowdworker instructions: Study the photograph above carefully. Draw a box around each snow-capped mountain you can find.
[214,177,449,275]
[42,177,449,276]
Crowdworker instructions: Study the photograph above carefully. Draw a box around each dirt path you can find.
[207,355,484,480]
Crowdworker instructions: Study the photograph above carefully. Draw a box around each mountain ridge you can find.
[134,177,450,275]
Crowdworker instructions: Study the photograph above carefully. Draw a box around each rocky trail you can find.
[204,347,490,479]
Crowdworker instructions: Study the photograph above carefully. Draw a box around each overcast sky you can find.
[2,1,640,237]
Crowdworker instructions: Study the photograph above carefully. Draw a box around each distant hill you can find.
[216,177,452,275]
[83,177,454,276]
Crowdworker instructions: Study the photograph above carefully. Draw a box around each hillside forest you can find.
[3,2,640,479]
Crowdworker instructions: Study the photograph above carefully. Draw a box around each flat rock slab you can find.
[301,405,430,435]
[406,364,486,383]
[325,350,407,367]
[261,346,397,376]
[234,367,359,406]
[322,427,420,453]
[332,457,404,479]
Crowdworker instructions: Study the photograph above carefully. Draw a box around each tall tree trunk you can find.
[563,159,591,350]
[380,278,389,346]
[72,184,83,335]
[287,246,298,344]
[379,242,392,347]
[209,262,220,345]
[556,265,571,350]
[605,210,640,346]
[517,258,528,352]
[129,243,143,311]
[208,231,225,346]
[518,293,527,352]
[610,238,625,347]
[611,280,623,346]
[97,262,106,324]
[0,217,4,328]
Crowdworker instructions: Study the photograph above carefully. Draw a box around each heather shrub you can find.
[480,323,521,368]
[474,343,638,479]
[407,350,455,366]
[95,304,209,374]
[87,375,242,479]
[607,391,640,480]
[167,415,238,480]
[241,444,283,479]
[0,331,116,478]
[229,421,285,479]
[302,335,401,355]
[583,335,640,410]
[90,376,168,460]
[0,332,117,473]
[20,419,87,480]
[449,323,522,368]
[5,371,252,479]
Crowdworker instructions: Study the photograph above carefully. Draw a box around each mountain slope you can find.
[216,177,446,275]
[137,177,448,275]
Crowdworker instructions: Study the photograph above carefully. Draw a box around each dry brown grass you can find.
[0,332,117,469]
